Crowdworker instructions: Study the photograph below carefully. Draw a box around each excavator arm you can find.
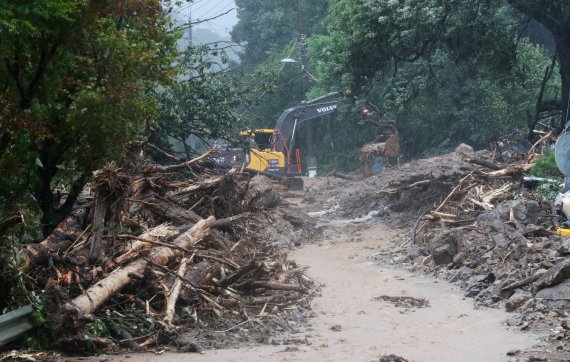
[273,92,343,154]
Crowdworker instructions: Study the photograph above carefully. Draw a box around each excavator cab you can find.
[240,129,303,175]
[253,131,273,150]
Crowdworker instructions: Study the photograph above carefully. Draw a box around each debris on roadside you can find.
[372,295,430,309]
[0,150,320,354]
[308,139,570,357]
[370,354,409,362]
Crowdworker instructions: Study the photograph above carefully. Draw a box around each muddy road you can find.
[115,213,538,361]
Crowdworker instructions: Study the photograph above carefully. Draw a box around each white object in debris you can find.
[555,191,570,219]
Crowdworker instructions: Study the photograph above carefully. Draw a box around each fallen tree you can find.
[66,217,214,317]
[2,149,319,353]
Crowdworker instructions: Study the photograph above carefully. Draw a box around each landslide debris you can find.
[310,143,570,358]
[0,153,320,354]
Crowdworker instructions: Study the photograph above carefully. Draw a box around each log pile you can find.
[6,153,318,353]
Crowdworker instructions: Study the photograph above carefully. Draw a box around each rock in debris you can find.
[432,243,456,265]
[557,238,570,256]
[407,244,427,260]
[506,349,521,356]
[454,143,474,155]
[532,259,570,295]
[477,199,540,227]
[246,175,281,209]
[283,207,315,227]
[370,354,409,362]
[505,291,531,312]
[535,278,570,300]
[175,332,204,353]
[330,324,342,332]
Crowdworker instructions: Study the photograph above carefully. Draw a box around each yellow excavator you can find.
[239,92,349,176]
[216,92,398,188]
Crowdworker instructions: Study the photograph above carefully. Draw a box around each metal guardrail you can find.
[0,305,33,346]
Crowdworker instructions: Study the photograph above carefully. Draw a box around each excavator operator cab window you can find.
[254,132,273,150]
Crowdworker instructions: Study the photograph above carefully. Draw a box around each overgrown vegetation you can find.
[232,0,566,172]
[0,1,248,344]
[530,149,562,178]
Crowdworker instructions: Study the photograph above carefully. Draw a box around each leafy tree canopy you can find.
[506,0,570,128]
[325,0,520,92]
[0,1,247,234]
[231,0,331,66]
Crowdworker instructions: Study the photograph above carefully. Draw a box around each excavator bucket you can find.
[283,177,304,191]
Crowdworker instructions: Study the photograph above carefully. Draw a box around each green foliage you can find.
[228,0,569,173]
[391,40,556,157]
[26,308,51,350]
[1,225,52,349]
[325,0,516,89]
[507,0,570,130]
[86,319,111,338]
[232,0,331,66]
[530,149,562,178]
[533,181,561,203]
[153,44,248,157]
[229,0,334,140]
[319,0,559,161]
[86,302,159,341]
[0,0,180,232]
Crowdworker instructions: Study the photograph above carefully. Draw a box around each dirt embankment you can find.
[304,147,570,361]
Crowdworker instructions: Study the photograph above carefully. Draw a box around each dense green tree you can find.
[325,0,518,92]
[231,0,331,67]
[0,1,179,234]
[315,0,559,163]
[506,1,570,130]
[228,0,563,172]
[153,44,247,158]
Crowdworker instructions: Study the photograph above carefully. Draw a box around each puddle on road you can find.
[313,209,382,227]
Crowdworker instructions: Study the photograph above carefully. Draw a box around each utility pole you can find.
[296,0,317,177]
[188,6,192,48]
[299,34,309,100]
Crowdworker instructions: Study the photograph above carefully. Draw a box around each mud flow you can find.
[115,219,537,362]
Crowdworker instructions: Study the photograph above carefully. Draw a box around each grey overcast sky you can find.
[172,0,238,38]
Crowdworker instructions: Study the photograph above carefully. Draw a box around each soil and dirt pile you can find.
[314,143,570,358]
[0,155,320,354]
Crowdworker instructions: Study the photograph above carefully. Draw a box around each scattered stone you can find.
[373,295,430,308]
[283,207,315,227]
[505,292,530,312]
[454,143,474,155]
[330,324,342,332]
[557,239,570,256]
[407,244,427,260]
[536,278,570,300]
[370,354,409,362]
[280,346,300,352]
[432,244,456,265]
[533,259,570,295]
[506,349,520,356]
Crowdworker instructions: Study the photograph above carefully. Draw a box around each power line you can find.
[172,0,209,16]
[192,0,219,14]
[199,0,228,19]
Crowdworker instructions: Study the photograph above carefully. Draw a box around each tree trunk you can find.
[66,216,214,316]
[506,1,570,131]
[22,209,86,271]
[88,195,107,262]
[557,31,570,131]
